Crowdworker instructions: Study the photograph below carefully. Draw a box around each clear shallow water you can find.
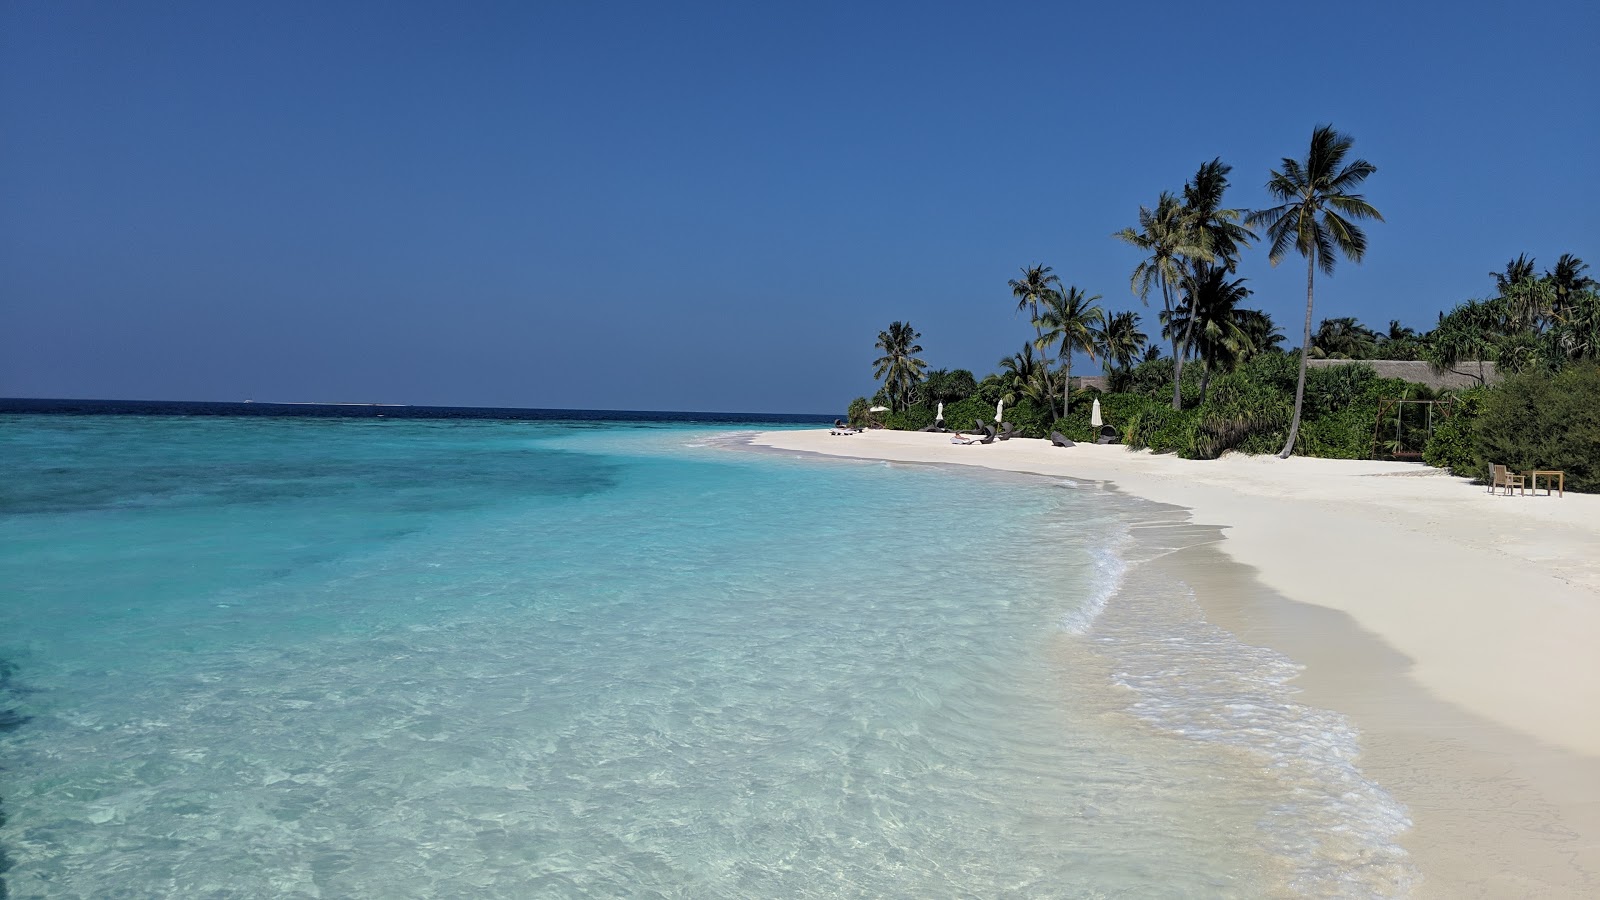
[0,414,1413,897]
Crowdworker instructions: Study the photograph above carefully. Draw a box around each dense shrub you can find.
[860,350,1478,464]
[1422,388,1485,478]
[1123,403,1200,454]
[846,397,870,428]
[1002,398,1054,439]
[942,396,996,434]
[1473,363,1600,492]
[881,404,935,431]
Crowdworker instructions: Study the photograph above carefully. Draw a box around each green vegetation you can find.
[854,123,1596,491]
[1472,364,1600,492]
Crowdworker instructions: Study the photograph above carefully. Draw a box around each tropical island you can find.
[850,126,1598,492]
[753,125,1600,897]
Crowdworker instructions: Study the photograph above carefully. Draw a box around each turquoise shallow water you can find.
[0,415,1413,897]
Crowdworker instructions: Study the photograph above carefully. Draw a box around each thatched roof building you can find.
[1306,359,1500,391]
[1072,360,1500,394]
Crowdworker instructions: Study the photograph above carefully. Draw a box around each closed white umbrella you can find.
[935,401,944,422]
[995,400,1004,423]
[1091,398,1103,428]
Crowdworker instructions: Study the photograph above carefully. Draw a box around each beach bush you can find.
[1473,363,1600,492]
[1122,403,1200,454]
[1188,371,1291,458]
[862,349,1468,464]
[882,404,935,431]
[846,397,870,428]
[1003,399,1054,439]
[941,396,995,434]
[1422,388,1485,478]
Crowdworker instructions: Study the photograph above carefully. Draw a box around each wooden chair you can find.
[1489,464,1525,496]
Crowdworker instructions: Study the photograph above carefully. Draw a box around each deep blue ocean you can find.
[0,402,1413,897]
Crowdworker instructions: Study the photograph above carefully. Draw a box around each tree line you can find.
[866,123,1598,461]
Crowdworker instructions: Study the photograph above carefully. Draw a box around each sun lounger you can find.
[952,424,996,444]
[1489,463,1525,496]
[997,421,1017,441]
[1095,425,1119,445]
[1050,431,1074,447]
[830,419,859,436]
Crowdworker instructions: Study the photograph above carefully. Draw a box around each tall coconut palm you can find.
[872,321,927,412]
[1183,158,1255,270]
[1247,125,1382,458]
[1035,286,1105,417]
[1094,311,1148,390]
[1164,264,1254,403]
[1008,265,1062,341]
[1114,192,1211,410]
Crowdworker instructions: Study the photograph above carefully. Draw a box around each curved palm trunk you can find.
[1164,281,1184,410]
[1062,352,1072,417]
[1278,256,1316,458]
[1177,310,1201,407]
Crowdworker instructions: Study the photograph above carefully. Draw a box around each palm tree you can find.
[1114,192,1212,410]
[872,321,927,412]
[1094,311,1148,390]
[1035,286,1105,417]
[1165,264,1254,403]
[1491,254,1537,294]
[1425,299,1505,384]
[1183,158,1255,269]
[1247,124,1382,458]
[1548,254,1594,306]
[1238,309,1284,355]
[997,343,1052,408]
[1384,319,1417,341]
[1310,317,1379,359]
[1008,265,1062,341]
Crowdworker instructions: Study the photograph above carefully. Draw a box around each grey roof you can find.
[1071,360,1499,394]
[1306,359,1500,390]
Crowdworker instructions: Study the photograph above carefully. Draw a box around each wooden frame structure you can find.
[1371,397,1455,460]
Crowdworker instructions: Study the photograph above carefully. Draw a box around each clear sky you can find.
[3,1,1596,413]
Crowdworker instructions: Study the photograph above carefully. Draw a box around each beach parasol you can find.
[868,405,889,412]
[1091,398,1103,428]
[935,401,944,422]
[995,400,1004,423]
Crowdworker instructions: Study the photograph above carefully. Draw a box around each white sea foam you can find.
[1058,524,1131,635]
[1092,565,1417,898]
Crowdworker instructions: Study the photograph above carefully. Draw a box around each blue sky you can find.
[3,1,1596,413]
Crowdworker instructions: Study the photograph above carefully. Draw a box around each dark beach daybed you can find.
[1050,431,1074,447]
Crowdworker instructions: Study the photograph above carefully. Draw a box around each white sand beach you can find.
[751,427,1600,898]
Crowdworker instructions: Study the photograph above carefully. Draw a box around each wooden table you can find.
[1527,470,1565,497]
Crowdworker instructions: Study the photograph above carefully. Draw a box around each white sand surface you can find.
[750,427,1600,897]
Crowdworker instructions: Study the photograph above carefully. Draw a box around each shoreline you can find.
[748,427,1600,897]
